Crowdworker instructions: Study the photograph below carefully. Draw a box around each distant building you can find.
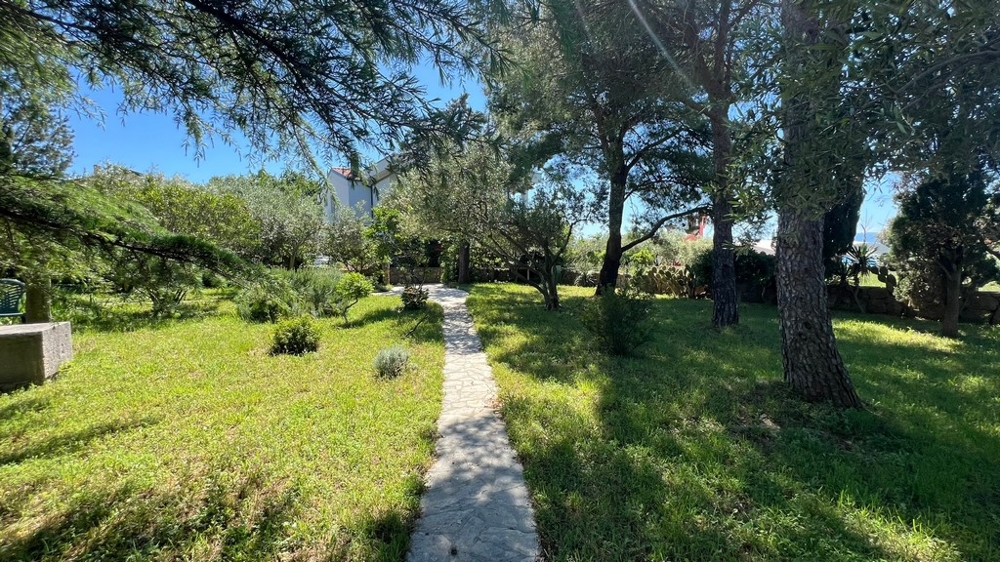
[323,157,396,221]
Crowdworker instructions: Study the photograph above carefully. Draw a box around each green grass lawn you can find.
[0,295,445,561]
[466,284,1000,562]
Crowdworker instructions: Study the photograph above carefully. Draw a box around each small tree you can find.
[332,273,373,325]
[887,171,999,338]
[321,203,380,275]
[392,137,591,310]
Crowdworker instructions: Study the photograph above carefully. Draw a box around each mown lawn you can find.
[0,295,444,561]
[466,284,1000,562]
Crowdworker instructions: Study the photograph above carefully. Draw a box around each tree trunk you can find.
[597,229,622,295]
[776,208,862,408]
[709,109,739,328]
[941,267,961,338]
[457,241,471,284]
[776,0,860,409]
[25,277,51,323]
[711,195,738,327]
[545,273,561,310]
[596,159,628,294]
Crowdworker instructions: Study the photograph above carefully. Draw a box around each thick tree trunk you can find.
[941,268,961,338]
[25,278,51,323]
[709,109,739,328]
[457,241,471,284]
[776,208,861,408]
[776,0,859,408]
[711,197,738,327]
[596,230,622,295]
[596,162,628,294]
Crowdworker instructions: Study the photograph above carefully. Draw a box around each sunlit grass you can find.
[467,284,1000,562]
[0,296,445,561]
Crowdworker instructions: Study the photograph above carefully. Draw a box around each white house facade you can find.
[323,157,396,222]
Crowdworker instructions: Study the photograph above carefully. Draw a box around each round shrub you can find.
[331,272,374,324]
[578,284,655,356]
[271,317,320,355]
[337,272,374,302]
[373,345,411,378]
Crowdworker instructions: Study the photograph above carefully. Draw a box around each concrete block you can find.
[0,322,73,391]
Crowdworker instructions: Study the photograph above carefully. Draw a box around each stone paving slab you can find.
[389,285,540,562]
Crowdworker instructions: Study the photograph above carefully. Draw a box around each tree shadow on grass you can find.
[0,468,303,562]
[348,303,445,346]
[0,394,50,417]
[0,417,160,467]
[63,299,222,334]
[472,288,999,561]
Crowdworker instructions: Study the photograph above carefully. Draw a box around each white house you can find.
[323,157,396,221]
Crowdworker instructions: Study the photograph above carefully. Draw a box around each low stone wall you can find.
[828,285,1000,325]
[389,267,443,285]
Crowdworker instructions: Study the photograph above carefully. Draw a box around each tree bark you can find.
[690,5,739,325]
[596,158,628,294]
[941,266,961,338]
[776,208,861,408]
[776,0,860,409]
[709,107,738,327]
[545,269,561,310]
[711,195,738,326]
[457,241,471,284]
[25,277,52,323]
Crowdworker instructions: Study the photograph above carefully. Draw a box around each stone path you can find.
[389,285,540,562]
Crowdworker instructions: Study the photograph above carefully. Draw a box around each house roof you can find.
[329,167,357,180]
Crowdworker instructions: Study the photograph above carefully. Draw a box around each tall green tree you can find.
[0,89,77,321]
[640,0,772,327]
[771,0,1000,406]
[773,0,865,408]
[888,171,999,338]
[490,0,708,294]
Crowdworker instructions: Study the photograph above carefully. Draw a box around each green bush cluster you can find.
[283,268,343,317]
[235,268,374,324]
[373,345,411,378]
[689,249,775,292]
[235,283,297,323]
[330,272,374,323]
[579,284,655,356]
[271,317,320,355]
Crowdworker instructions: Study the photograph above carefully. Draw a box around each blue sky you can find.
[66,65,896,239]
[67,64,487,183]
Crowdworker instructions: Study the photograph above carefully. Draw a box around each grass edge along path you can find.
[466,283,1000,562]
[0,296,445,561]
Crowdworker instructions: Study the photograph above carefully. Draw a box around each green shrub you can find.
[373,345,411,378]
[402,285,428,310]
[283,267,343,317]
[332,272,374,324]
[579,284,654,356]
[235,283,297,323]
[271,316,320,355]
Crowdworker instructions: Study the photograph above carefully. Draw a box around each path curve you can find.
[390,285,540,562]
